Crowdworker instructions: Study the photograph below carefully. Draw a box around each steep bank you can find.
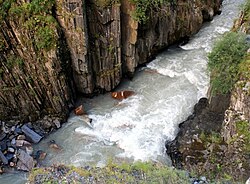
[166,2,250,182]
[0,0,222,123]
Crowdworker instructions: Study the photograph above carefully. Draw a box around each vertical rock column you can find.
[0,0,74,122]
[120,0,222,76]
[121,0,138,76]
[87,1,122,92]
[56,0,93,94]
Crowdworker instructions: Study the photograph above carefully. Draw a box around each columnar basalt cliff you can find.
[0,0,74,123]
[0,0,222,123]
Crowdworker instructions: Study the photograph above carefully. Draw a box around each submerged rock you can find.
[35,150,47,160]
[111,91,135,100]
[74,105,85,116]
[49,140,62,151]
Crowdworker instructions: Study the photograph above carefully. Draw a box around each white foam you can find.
[33,0,244,167]
[215,26,229,34]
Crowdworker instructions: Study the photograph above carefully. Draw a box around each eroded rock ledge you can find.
[0,0,222,123]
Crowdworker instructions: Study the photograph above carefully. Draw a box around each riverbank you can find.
[166,1,250,182]
[27,162,192,184]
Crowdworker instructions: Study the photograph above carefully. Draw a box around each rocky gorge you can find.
[0,0,222,123]
[0,0,222,176]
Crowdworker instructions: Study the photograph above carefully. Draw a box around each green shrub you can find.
[208,31,249,94]
[236,121,250,152]
[0,0,57,51]
[242,0,250,20]
[28,162,191,184]
[130,0,176,23]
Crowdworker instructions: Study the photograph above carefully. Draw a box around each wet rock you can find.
[74,105,84,115]
[21,124,42,143]
[54,119,61,129]
[35,150,47,160]
[2,123,10,134]
[11,138,16,145]
[0,150,8,165]
[5,153,14,161]
[49,140,62,150]
[17,135,26,140]
[14,127,23,135]
[111,91,135,100]
[17,149,35,171]
[7,147,15,153]
[10,126,16,132]
[8,134,15,140]
[15,140,24,147]
[6,140,11,148]
[0,140,7,151]
[193,98,208,115]
[165,140,183,169]
[0,132,6,141]
[16,140,31,147]
[166,96,229,170]
[25,146,33,155]
[79,115,93,129]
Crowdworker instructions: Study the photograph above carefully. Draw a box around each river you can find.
[0,0,245,183]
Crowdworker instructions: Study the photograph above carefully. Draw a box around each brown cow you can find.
[111,90,135,100]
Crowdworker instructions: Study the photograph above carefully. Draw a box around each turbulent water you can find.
[0,0,245,183]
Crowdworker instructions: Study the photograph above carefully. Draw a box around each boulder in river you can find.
[49,140,62,151]
[111,91,135,100]
[21,125,42,143]
[35,150,47,160]
[74,105,85,115]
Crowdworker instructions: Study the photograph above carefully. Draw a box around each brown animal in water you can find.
[111,90,135,100]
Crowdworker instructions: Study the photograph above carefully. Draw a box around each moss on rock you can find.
[28,162,190,184]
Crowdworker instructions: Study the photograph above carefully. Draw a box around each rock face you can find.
[0,0,75,123]
[0,0,222,123]
[166,9,250,181]
[166,92,250,181]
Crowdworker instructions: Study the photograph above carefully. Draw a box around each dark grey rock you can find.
[14,127,23,135]
[21,124,42,143]
[11,138,16,145]
[0,132,6,141]
[0,140,7,151]
[5,153,14,161]
[17,149,34,171]
[10,126,15,132]
[35,150,47,160]
[0,150,8,165]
